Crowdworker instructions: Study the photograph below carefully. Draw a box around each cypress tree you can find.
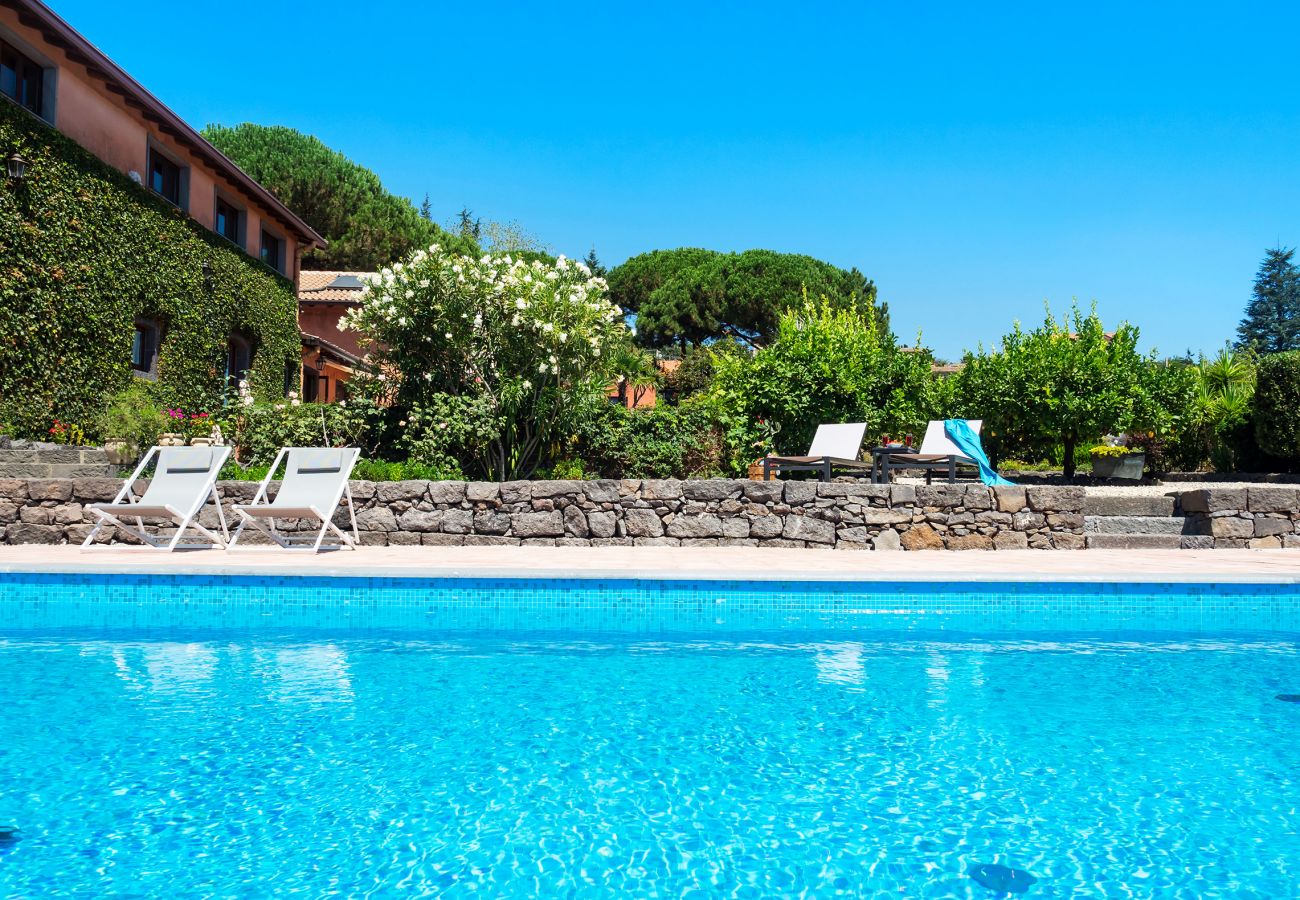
[1237,247,1300,353]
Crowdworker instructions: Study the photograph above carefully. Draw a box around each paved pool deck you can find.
[0,546,1298,584]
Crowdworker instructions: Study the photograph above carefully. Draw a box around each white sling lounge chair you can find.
[83,445,231,550]
[761,422,871,482]
[228,447,360,552]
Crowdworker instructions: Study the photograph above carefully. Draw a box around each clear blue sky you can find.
[49,0,1300,360]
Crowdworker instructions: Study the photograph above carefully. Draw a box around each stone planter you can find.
[188,437,213,447]
[1091,451,1145,481]
[102,440,136,465]
[158,432,186,447]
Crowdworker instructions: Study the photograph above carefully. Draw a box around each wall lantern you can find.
[314,352,327,373]
[7,153,27,181]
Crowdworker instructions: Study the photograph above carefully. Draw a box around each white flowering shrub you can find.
[343,245,626,478]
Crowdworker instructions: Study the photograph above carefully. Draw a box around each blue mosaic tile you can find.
[1,572,1297,636]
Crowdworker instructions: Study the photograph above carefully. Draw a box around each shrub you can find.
[220,394,378,467]
[1254,351,1300,462]
[342,247,627,479]
[575,402,725,479]
[97,381,167,455]
[707,296,934,473]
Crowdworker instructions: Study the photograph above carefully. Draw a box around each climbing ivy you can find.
[0,100,299,438]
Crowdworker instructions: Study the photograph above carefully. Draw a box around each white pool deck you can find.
[0,546,1298,583]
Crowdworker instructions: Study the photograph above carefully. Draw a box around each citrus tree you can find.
[343,245,627,478]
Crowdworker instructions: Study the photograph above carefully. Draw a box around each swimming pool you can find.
[1,574,1298,897]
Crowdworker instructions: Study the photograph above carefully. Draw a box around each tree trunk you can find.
[1062,433,1076,480]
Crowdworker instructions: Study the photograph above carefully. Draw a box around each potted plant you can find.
[748,418,782,481]
[1089,444,1146,480]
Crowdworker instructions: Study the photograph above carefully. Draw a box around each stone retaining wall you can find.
[0,478,1090,550]
[1181,488,1300,549]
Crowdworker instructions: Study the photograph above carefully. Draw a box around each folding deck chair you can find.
[228,447,360,552]
[82,445,231,550]
[761,423,872,482]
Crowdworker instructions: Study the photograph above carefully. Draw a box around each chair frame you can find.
[228,447,360,552]
[81,446,231,551]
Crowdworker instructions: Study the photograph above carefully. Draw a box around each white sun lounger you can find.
[82,445,231,550]
[761,422,871,481]
[228,447,360,552]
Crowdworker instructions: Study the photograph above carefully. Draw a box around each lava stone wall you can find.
[0,479,1088,550]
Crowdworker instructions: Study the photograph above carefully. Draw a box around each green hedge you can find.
[0,100,299,438]
[1255,351,1300,462]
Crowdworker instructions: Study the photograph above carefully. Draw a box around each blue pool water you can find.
[1,575,1298,897]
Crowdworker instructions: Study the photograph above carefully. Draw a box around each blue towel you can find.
[944,419,1015,486]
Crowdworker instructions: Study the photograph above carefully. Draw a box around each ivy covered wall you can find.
[0,99,300,438]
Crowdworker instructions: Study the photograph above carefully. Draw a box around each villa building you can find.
[0,0,324,426]
[297,271,367,403]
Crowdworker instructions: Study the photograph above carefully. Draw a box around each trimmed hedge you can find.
[0,100,299,438]
[1255,351,1300,462]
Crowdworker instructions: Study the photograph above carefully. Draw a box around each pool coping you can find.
[1,546,1299,585]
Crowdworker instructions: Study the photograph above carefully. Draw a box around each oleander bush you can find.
[0,100,299,440]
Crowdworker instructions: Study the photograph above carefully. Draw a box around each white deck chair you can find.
[228,447,361,552]
[761,423,870,481]
[880,419,984,484]
[83,445,231,550]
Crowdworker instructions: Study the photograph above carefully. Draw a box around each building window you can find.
[148,147,183,207]
[0,38,45,118]
[260,228,284,273]
[131,318,161,378]
[302,365,322,403]
[226,334,252,387]
[215,197,242,245]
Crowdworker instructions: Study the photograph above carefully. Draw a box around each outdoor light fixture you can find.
[6,152,27,181]
[314,352,326,372]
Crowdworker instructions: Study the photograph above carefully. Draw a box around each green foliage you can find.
[203,123,476,271]
[1254,351,1300,462]
[344,248,627,479]
[220,398,378,467]
[397,395,501,477]
[0,102,299,439]
[951,305,1177,478]
[1237,247,1300,354]
[351,457,464,482]
[1182,348,1257,472]
[609,248,886,349]
[707,296,933,473]
[575,402,725,479]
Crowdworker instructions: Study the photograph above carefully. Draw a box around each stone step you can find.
[1083,495,1178,517]
[1085,534,1214,550]
[0,463,118,478]
[1085,515,1189,535]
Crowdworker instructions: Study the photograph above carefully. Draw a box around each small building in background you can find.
[297,271,368,402]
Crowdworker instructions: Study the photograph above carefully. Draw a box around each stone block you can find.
[817,483,890,500]
[1046,512,1085,531]
[355,508,398,532]
[1025,486,1085,512]
[915,484,965,507]
[1179,535,1215,550]
[1179,488,1246,514]
[633,537,680,547]
[667,514,723,539]
[500,481,531,504]
[993,531,1029,550]
[783,482,817,505]
[962,486,994,510]
[871,528,902,551]
[26,479,72,502]
[679,538,720,547]
[721,517,750,538]
[376,480,428,504]
[466,482,500,502]
[587,511,617,538]
[555,538,594,547]
[72,478,122,502]
[386,532,422,546]
[590,537,633,547]
[464,535,520,546]
[946,533,993,551]
[0,503,18,525]
[900,524,944,551]
[531,480,582,498]
[1050,533,1086,550]
[584,480,621,503]
[1247,488,1299,514]
[512,510,565,537]
[624,508,665,537]
[563,505,590,537]
[6,522,65,544]
[1254,517,1292,537]
[397,509,442,532]
[427,481,467,505]
[420,533,464,546]
[1209,516,1254,539]
[1250,536,1283,549]
[0,479,29,500]
[993,486,1026,513]
[749,516,783,539]
[473,510,512,535]
[684,480,743,501]
[18,507,51,525]
[349,481,378,502]
[1012,511,1046,531]
[780,516,834,544]
[860,508,912,525]
[642,479,684,500]
[440,509,473,534]
[975,510,1014,525]
[741,481,783,504]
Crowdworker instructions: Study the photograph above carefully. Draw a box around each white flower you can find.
[444,332,453,339]
[541,323,553,333]
[522,379,532,390]
[377,373,388,382]
[241,396,254,407]
[338,400,347,407]
[287,391,298,400]
[559,332,568,342]
[291,398,301,407]
[515,299,527,310]
[419,279,430,288]
[274,403,285,411]
[399,420,407,427]
[539,363,548,373]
